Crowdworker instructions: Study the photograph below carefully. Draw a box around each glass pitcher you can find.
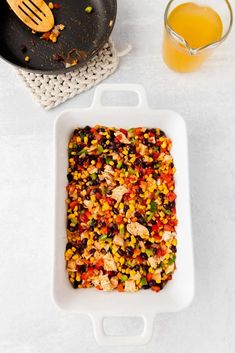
[163,0,233,72]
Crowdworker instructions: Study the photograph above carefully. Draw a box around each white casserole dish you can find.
[53,84,194,346]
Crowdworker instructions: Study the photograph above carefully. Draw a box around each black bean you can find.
[81,238,88,248]
[118,248,126,256]
[169,201,176,208]
[159,193,165,202]
[135,211,142,219]
[149,280,157,287]
[91,179,99,186]
[76,244,83,255]
[78,204,84,212]
[126,246,134,256]
[152,248,157,255]
[113,208,119,215]
[20,45,27,53]
[136,235,142,241]
[142,265,149,272]
[73,129,80,136]
[159,130,165,137]
[142,284,150,290]
[85,195,90,200]
[67,174,73,182]
[110,224,118,232]
[152,173,159,179]
[171,245,177,253]
[89,248,96,254]
[101,248,107,254]
[93,233,99,241]
[145,241,152,248]
[72,280,79,289]
[84,126,91,132]
[133,265,140,271]
[141,253,148,260]
[68,222,78,232]
[78,264,86,273]
[66,242,73,250]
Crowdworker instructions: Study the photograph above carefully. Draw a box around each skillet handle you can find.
[91,84,149,109]
[90,313,155,346]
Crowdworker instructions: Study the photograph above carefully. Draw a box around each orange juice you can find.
[163,2,223,72]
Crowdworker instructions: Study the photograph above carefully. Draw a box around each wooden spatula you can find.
[7,0,54,32]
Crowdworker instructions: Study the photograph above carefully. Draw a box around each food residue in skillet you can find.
[40,24,65,43]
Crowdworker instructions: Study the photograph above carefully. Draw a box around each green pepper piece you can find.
[150,201,157,212]
[91,173,97,180]
[168,254,176,265]
[97,145,103,154]
[146,249,153,257]
[78,148,87,156]
[99,234,108,241]
[120,275,128,282]
[141,277,147,286]
[71,218,78,226]
[165,209,171,215]
[146,212,154,222]
[128,168,135,175]
[105,157,112,165]
[117,162,122,169]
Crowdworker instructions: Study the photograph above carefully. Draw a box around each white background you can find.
[0,1,235,352]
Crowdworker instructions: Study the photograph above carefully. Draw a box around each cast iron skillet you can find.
[0,0,117,74]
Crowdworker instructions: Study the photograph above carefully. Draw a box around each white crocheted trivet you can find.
[18,40,119,110]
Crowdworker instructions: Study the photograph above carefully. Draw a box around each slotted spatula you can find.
[7,0,54,32]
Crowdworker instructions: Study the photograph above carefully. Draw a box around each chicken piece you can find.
[165,263,175,275]
[113,235,124,246]
[99,165,115,186]
[125,280,137,292]
[110,276,118,289]
[114,131,131,144]
[87,165,98,174]
[110,185,128,203]
[127,222,149,239]
[67,260,77,271]
[103,253,117,272]
[148,256,158,269]
[87,145,97,153]
[100,275,112,291]
[138,143,147,156]
[162,231,173,242]
[84,199,93,210]
[131,272,141,281]
[152,272,161,283]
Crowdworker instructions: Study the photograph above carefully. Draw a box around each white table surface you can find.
[1,1,235,352]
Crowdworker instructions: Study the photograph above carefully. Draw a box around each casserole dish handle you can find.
[91,312,155,346]
[91,83,149,109]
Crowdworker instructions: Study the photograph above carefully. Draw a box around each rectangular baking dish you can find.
[53,84,194,346]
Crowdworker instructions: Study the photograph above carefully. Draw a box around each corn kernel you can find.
[172,238,177,246]
[90,195,96,202]
[119,257,125,265]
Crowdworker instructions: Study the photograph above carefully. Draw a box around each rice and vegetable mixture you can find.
[65,126,178,292]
